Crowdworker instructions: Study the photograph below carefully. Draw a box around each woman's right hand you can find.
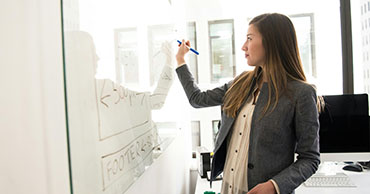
[176,39,190,67]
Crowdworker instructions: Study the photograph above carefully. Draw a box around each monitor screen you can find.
[319,94,370,153]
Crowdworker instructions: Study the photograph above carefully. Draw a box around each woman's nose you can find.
[242,43,247,51]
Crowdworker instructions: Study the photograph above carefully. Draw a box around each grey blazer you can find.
[176,65,320,194]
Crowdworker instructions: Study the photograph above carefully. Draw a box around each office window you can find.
[290,14,317,77]
[114,28,139,85]
[352,0,370,112]
[366,3,368,13]
[367,19,368,29]
[191,121,201,156]
[187,22,199,83]
[148,24,175,86]
[208,20,236,83]
[155,122,178,147]
[212,120,220,142]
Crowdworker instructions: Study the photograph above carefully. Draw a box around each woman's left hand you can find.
[247,180,277,194]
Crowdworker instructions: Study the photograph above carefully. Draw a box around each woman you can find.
[176,13,320,194]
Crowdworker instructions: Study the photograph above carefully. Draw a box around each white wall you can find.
[0,0,70,194]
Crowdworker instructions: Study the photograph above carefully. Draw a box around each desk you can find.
[195,162,370,194]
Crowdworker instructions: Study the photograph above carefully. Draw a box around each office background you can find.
[1,0,370,194]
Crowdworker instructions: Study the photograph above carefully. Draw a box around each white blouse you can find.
[220,88,280,194]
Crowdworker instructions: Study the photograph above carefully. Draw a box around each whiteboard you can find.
[64,31,174,194]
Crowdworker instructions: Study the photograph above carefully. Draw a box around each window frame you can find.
[208,19,236,83]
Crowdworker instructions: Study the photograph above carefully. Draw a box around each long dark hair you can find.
[223,13,315,118]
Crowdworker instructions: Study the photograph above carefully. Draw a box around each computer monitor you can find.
[319,94,370,161]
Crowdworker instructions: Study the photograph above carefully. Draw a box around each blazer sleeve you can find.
[272,84,321,194]
[176,64,231,108]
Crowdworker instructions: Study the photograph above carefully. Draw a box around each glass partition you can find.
[62,0,186,193]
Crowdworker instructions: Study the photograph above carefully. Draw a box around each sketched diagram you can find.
[96,79,150,141]
[96,44,174,191]
[96,47,174,142]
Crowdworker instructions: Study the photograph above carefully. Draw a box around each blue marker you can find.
[177,40,199,55]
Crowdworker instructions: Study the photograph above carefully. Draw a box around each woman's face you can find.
[242,24,266,67]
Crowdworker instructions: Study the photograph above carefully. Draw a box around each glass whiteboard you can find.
[62,0,186,193]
